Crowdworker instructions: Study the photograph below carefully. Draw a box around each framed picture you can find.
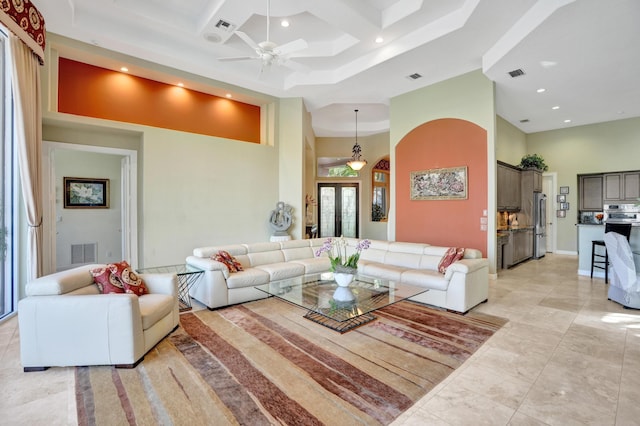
[557,210,566,218]
[410,166,468,200]
[64,177,110,209]
[559,202,569,210]
[557,195,566,203]
[560,186,569,194]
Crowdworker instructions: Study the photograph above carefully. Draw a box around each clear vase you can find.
[334,272,354,287]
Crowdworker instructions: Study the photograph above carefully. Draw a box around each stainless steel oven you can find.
[604,204,640,225]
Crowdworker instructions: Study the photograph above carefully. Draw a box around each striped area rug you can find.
[75,298,506,425]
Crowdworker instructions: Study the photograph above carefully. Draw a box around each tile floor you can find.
[1,253,639,425]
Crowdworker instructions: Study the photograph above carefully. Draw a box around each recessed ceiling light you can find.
[536,88,546,93]
[225,93,232,98]
[564,119,572,123]
[552,106,560,110]
[375,36,384,43]
[177,82,184,87]
[120,67,129,72]
[540,60,557,68]
[280,19,289,27]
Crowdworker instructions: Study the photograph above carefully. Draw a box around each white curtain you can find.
[10,34,43,281]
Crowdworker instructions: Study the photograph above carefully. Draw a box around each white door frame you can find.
[42,141,138,273]
[543,172,557,253]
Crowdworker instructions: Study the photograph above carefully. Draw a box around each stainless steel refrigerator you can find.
[533,193,547,259]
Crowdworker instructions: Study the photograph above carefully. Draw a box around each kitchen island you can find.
[576,223,640,277]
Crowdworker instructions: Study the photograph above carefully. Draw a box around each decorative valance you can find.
[0,0,45,64]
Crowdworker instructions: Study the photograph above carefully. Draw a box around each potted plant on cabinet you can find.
[519,153,548,171]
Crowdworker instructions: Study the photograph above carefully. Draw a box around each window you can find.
[372,158,390,222]
[1,27,17,321]
[317,157,358,178]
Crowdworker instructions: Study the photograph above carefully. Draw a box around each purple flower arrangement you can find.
[315,236,371,273]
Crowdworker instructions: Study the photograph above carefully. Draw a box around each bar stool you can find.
[591,223,632,283]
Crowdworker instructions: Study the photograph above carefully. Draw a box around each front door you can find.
[317,183,359,238]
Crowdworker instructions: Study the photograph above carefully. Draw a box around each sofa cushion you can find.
[212,250,244,273]
[438,248,465,273]
[401,269,450,291]
[290,257,331,274]
[247,250,285,267]
[256,262,306,281]
[359,262,404,281]
[109,261,149,296]
[90,266,125,294]
[226,268,271,289]
[384,251,422,269]
[282,246,315,261]
[138,293,174,330]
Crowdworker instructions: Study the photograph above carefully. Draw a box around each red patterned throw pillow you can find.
[437,247,465,274]
[108,261,149,296]
[90,266,125,294]
[212,250,244,273]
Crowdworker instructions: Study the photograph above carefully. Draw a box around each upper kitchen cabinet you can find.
[579,174,603,211]
[497,162,521,211]
[604,172,640,202]
[522,170,542,193]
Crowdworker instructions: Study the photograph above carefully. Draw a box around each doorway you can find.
[317,183,359,238]
[42,142,138,273]
[543,173,557,253]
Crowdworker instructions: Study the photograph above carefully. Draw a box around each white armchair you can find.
[18,264,179,371]
[604,232,640,309]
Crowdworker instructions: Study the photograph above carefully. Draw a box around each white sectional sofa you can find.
[186,238,489,313]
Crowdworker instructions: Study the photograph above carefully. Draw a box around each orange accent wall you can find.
[57,58,261,143]
[395,118,488,256]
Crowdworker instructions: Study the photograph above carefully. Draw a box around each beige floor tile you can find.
[2,253,637,425]
[421,383,515,426]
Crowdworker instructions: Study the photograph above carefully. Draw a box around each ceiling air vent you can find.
[215,19,236,32]
[406,73,422,80]
[520,119,530,123]
[508,68,525,78]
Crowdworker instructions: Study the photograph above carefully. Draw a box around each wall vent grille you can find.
[71,243,97,265]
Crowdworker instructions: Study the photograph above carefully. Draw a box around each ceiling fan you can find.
[218,0,308,72]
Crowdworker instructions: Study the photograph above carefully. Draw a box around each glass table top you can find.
[255,272,428,332]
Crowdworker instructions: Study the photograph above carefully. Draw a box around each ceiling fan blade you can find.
[235,31,260,51]
[217,56,257,62]
[275,38,308,56]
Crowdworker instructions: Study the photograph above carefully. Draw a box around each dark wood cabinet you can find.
[497,162,521,210]
[579,175,603,211]
[603,172,640,202]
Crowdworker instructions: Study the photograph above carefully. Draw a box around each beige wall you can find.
[37,34,293,279]
[526,116,640,252]
[496,115,527,165]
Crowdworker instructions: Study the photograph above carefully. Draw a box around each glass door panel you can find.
[318,183,359,238]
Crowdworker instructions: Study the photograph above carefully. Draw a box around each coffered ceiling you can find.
[35,0,640,137]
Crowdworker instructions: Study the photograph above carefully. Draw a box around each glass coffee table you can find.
[255,272,427,333]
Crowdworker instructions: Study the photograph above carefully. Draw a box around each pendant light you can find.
[346,109,367,171]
